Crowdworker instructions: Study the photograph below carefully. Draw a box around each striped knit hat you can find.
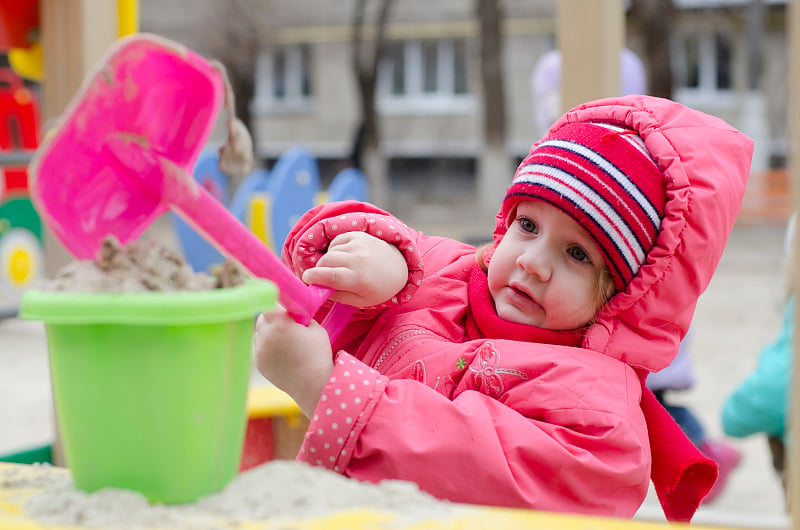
[501,122,666,291]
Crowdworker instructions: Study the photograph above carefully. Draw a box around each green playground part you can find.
[0,444,53,465]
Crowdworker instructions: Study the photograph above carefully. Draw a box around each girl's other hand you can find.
[302,231,408,307]
[252,309,333,418]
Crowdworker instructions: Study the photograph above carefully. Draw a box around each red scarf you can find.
[466,264,717,522]
[466,264,584,346]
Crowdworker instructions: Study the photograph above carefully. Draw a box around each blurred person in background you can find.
[721,214,795,506]
[647,326,742,504]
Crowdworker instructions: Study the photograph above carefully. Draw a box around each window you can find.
[674,31,734,94]
[683,36,700,88]
[715,33,732,90]
[378,39,473,114]
[385,42,406,96]
[254,44,312,112]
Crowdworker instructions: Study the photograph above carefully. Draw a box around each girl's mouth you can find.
[505,285,543,314]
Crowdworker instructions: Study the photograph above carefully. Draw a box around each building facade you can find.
[140,0,788,223]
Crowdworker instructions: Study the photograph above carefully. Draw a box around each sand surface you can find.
[2,460,452,529]
[34,237,244,293]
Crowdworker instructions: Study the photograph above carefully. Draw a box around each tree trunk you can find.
[477,0,511,225]
[352,0,394,209]
[629,0,674,99]
[206,0,261,132]
[204,0,261,190]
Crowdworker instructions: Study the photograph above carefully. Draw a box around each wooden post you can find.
[39,0,119,276]
[39,0,120,466]
[789,0,800,524]
[40,0,118,123]
[557,0,623,114]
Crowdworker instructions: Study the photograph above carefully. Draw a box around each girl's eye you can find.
[518,217,537,234]
[568,246,590,263]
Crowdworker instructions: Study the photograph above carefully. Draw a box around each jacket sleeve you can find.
[281,201,430,352]
[296,341,650,518]
[282,200,424,308]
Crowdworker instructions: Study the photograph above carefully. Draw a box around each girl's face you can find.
[488,201,611,330]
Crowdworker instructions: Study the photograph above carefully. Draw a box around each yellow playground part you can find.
[247,384,303,418]
[7,0,139,82]
[246,194,275,250]
[117,0,139,37]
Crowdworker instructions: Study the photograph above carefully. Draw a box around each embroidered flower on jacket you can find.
[465,343,529,399]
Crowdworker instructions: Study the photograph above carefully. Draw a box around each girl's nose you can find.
[517,244,553,281]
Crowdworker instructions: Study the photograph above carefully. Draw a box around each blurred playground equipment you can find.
[0,0,138,83]
[173,146,368,273]
[0,67,42,319]
[239,385,309,471]
[0,0,139,319]
[0,0,40,82]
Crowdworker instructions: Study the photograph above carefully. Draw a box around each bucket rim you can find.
[19,279,277,325]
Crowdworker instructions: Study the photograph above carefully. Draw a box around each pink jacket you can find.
[281,96,752,519]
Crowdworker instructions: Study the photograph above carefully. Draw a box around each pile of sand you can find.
[2,460,453,529]
[34,236,245,293]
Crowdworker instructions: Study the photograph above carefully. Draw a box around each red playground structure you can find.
[0,66,42,317]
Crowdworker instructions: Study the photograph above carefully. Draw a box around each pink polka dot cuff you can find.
[287,212,424,307]
[297,352,388,473]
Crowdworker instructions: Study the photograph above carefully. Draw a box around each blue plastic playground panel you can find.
[267,146,320,250]
[171,151,228,272]
[230,168,270,222]
[171,147,365,270]
[327,167,369,203]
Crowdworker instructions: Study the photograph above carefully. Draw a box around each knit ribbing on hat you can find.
[501,122,666,291]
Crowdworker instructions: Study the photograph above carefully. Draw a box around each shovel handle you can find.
[106,138,353,340]
[167,169,353,339]
[313,287,356,342]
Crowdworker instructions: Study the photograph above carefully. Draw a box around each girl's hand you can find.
[252,309,333,418]
[302,231,408,307]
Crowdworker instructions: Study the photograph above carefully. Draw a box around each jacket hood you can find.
[493,95,753,372]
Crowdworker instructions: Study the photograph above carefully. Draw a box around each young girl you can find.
[252,95,753,522]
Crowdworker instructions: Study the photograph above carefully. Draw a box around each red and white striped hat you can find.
[501,122,666,291]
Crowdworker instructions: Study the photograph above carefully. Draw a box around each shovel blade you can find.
[30,140,167,260]
[27,34,225,260]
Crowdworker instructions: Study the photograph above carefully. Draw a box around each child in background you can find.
[721,215,796,503]
[252,95,753,522]
[722,298,793,501]
[646,327,742,503]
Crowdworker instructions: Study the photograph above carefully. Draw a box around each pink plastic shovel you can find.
[28,34,353,339]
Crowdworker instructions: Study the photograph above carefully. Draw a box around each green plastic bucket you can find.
[19,280,276,504]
